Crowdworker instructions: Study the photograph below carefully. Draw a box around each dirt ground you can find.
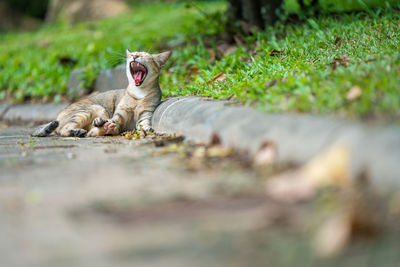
[1,126,399,267]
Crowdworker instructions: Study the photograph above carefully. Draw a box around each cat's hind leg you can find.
[86,107,110,137]
[31,121,59,137]
[57,112,92,137]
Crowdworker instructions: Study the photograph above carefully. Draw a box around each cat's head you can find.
[125,50,171,88]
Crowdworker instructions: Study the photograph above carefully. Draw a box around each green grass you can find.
[0,2,225,102]
[162,4,400,119]
[0,1,399,120]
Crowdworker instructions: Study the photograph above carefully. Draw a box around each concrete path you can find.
[0,126,272,267]
[1,124,400,266]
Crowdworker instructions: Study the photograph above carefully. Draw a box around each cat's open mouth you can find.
[130,61,148,86]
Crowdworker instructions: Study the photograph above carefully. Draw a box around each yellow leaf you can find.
[303,142,351,187]
[346,86,362,101]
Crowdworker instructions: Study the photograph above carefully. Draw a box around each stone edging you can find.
[152,97,400,189]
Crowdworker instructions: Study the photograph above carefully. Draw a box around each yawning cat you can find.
[33,50,171,137]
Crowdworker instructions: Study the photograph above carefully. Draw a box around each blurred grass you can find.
[0,0,399,120]
[0,2,225,102]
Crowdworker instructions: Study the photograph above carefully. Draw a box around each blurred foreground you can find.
[1,126,400,267]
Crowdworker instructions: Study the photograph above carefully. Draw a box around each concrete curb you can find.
[152,97,400,189]
[0,103,68,124]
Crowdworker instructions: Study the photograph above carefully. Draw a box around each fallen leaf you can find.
[253,141,277,166]
[206,48,216,64]
[153,143,185,155]
[207,146,234,158]
[329,54,351,70]
[189,65,199,76]
[266,172,316,204]
[269,49,283,57]
[303,142,351,187]
[346,86,362,101]
[314,212,351,258]
[334,37,342,46]
[192,146,207,158]
[314,183,381,258]
[213,72,226,83]
[209,132,222,146]
[265,142,351,203]
[225,94,234,101]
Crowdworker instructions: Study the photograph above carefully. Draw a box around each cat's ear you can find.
[154,51,172,67]
[126,49,132,56]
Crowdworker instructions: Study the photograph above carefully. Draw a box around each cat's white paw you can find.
[87,127,104,137]
[137,123,153,132]
[103,121,119,135]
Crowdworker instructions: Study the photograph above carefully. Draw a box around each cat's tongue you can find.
[134,71,144,86]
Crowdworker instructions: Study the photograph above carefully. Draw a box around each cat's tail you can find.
[31,121,59,137]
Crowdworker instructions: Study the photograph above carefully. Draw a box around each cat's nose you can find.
[133,55,139,59]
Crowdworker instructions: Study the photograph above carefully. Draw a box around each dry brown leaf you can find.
[206,48,216,64]
[346,86,362,101]
[207,146,234,158]
[265,142,351,203]
[253,141,277,166]
[329,54,351,70]
[213,72,227,83]
[209,132,222,146]
[225,94,234,101]
[192,146,207,158]
[334,37,342,46]
[189,65,199,76]
[303,142,351,188]
[265,172,316,204]
[314,212,351,258]
[269,49,283,57]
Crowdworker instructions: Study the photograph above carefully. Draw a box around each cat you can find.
[32,50,171,137]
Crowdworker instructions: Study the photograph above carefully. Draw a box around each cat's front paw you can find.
[143,126,154,132]
[137,122,153,132]
[103,121,119,135]
[87,127,105,137]
[93,117,107,127]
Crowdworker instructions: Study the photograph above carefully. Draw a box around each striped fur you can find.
[32,50,171,137]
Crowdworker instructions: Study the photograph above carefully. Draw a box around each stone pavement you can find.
[0,126,273,267]
[1,126,400,267]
